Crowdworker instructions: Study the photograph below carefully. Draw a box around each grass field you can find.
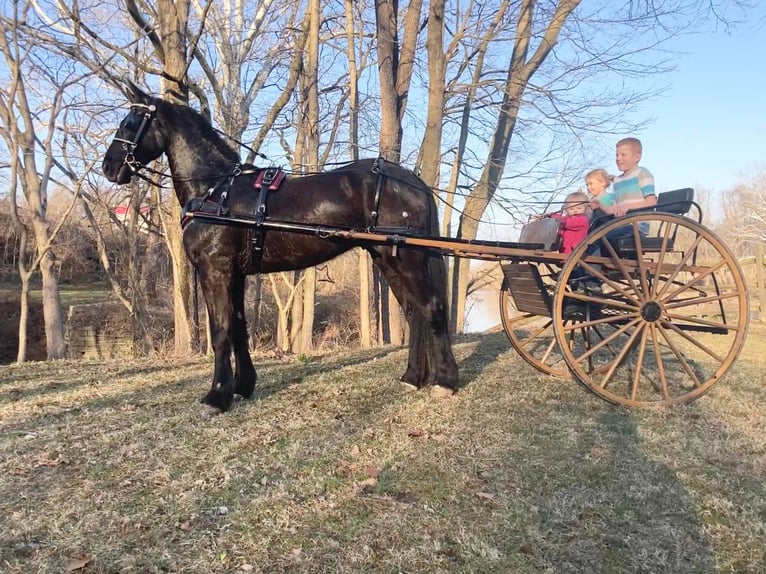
[1,325,765,573]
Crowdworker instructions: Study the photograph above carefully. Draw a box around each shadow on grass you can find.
[0,345,404,406]
[529,410,718,572]
[453,332,511,390]
[0,345,410,433]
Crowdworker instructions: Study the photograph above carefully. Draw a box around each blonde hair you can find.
[585,168,614,186]
[563,190,591,218]
[616,137,642,154]
[566,191,589,204]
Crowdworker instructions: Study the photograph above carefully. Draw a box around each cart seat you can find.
[518,218,561,251]
[611,188,695,254]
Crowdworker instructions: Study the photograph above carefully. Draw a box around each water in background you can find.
[464,289,501,333]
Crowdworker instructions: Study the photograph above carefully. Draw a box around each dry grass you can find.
[1,325,766,573]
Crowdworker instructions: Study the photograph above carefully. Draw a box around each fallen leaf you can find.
[520,542,534,555]
[365,465,379,478]
[588,446,609,460]
[64,555,91,571]
[358,477,377,489]
[429,385,455,399]
[349,444,360,457]
[394,492,419,505]
[475,491,496,502]
[35,455,69,468]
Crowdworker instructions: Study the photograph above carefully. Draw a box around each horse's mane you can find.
[156,97,241,164]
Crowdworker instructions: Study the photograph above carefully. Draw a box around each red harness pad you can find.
[254,167,286,191]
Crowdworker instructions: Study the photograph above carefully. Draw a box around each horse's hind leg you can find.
[372,249,459,390]
[231,271,256,398]
[402,299,429,386]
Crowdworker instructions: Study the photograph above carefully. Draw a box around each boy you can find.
[591,137,656,233]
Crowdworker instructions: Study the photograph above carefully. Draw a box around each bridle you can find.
[111,102,178,188]
[113,103,156,172]
[110,102,253,189]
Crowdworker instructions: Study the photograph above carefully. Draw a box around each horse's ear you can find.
[125,80,151,106]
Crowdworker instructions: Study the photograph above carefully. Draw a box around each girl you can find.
[549,191,590,254]
[585,168,614,222]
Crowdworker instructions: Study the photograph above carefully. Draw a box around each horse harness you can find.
[180,158,404,269]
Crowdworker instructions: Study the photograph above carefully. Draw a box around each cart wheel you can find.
[500,288,566,376]
[553,213,749,407]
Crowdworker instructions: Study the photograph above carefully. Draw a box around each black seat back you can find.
[655,188,694,216]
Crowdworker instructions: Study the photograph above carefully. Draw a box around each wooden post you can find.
[758,244,765,320]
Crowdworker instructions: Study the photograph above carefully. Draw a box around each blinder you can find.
[113,103,156,172]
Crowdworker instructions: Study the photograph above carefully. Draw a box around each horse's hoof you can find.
[429,385,456,399]
[235,387,255,400]
[399,370,421,387]
[201,390,233,412]
[235,376,257,399]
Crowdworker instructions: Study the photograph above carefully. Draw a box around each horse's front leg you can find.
[231,272,256,399]
[200,280,237,411]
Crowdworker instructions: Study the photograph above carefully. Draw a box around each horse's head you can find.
[102,82,166,184]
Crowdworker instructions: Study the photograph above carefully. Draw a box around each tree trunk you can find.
[452,0,580,333]
[417,0,446,189]
[374,0,422,346]
[36,239,66,359]
[345,0,372,348]
[301,268,315,351]
[151,0,196,355]
[358,251,372,348]
[289,270,304,352]
[16,272,31,363]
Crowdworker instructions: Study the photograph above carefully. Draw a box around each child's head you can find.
[585,168,613,197]
[564,191,589,216]
[615,137,643,173]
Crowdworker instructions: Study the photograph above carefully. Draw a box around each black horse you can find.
[102,83,459,411]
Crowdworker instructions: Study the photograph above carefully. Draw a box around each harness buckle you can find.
[260,167,279,187]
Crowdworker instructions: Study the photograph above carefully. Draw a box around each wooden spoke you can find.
[499,288,567,376]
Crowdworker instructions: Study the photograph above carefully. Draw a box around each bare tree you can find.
[345,0,373,348]
[445,0,739,332]
[0,4,87,360]
[724,167,766,254]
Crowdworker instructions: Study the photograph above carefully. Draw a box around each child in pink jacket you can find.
[547,191,590,253]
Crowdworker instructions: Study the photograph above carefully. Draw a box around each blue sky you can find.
[606,16,766,197]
